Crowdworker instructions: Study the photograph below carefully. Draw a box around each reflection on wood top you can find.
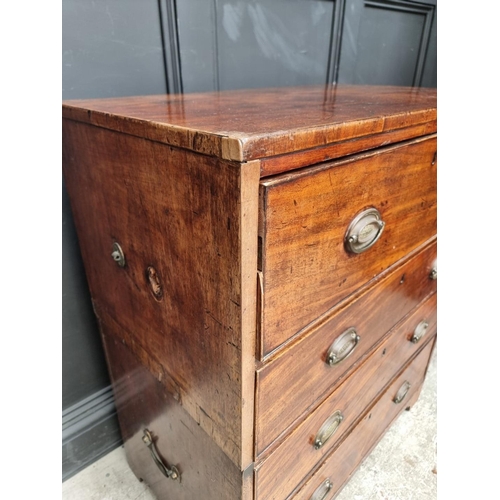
[62,85,436,161]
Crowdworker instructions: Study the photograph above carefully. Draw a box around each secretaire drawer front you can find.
[291,338,435,500]
[255,239,437,455]
[254,294,436,500]
[259,136,437,356]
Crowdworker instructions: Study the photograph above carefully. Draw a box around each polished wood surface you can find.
[62,86,437,499]
[259,136,437,357]
[62,119,260,468]
[62,85,436,162]
[255,294,436,500]
[255,239,436,456]
[259,121,436,177]
[291,340,435,500]
[102,330,253,500]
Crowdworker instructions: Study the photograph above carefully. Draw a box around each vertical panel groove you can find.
[157,0,170,94]
[412,7,434,86]
[213,0,221,91]
[363,0,436,85]
[326,0,347,84]
[159,0,183,93]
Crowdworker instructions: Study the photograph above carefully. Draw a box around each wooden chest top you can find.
[62,85,436,165]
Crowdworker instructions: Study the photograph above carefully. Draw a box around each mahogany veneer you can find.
[62,85,437,500]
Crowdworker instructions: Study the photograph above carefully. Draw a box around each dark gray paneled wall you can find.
[62,0,167,99]
[337,0,436,87]
[177,0,341,92]
[177,0,436,92]
[62,0,436,482]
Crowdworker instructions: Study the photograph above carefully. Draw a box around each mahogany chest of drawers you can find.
[62,85,437,500]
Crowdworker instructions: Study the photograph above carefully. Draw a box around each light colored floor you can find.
[63,348,436,500]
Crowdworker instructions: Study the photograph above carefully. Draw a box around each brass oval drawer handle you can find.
[327,327,360,366]
[393,381,411,404]
[310,478,333,500]
[345,207,385,254]
[411,320,429,344]
[314,410,344,450]
[142,429,180,481]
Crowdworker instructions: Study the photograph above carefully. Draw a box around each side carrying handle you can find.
[142,429,180,481]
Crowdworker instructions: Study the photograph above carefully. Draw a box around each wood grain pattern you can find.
[101,330,254,500]
[254,293,436,500]
[259,120,436,177]
[62,119,260,469]
[291,339,435,500]
[255,239,436,456]
[62,86,437,500]
[259,136,437,356]
[62,85,436,162]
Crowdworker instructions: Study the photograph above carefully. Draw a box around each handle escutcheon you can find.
[411,320,429,344]
[314,410,344,450]
[310,478,333,500]
[142,429,180,481]
[327,327,360,366]
[345,207,385,254]
[111,242,126,267]
[393,381,411,404]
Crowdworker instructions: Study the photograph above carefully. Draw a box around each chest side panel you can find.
[62,118,259,469]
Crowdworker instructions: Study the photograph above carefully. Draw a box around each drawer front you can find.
[254,293,436,500]
[291,339,435,500]
[255,239,437,455]
[259,136,437,357]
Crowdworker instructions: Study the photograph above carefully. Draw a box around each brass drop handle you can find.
[345,207,385,254]
[310,478,333,500]
[326,328,360,366]
[393,381,411,404]
[142,429,180,481]
[411,320,429,344]
[314,410,344,449]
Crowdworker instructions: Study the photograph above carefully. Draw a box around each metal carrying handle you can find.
[142,429,180,481]
[326,327,360,366]
[310,478,333,500]
[393,381,411,404]
[314,410,344,450]
[344,207,385,254]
